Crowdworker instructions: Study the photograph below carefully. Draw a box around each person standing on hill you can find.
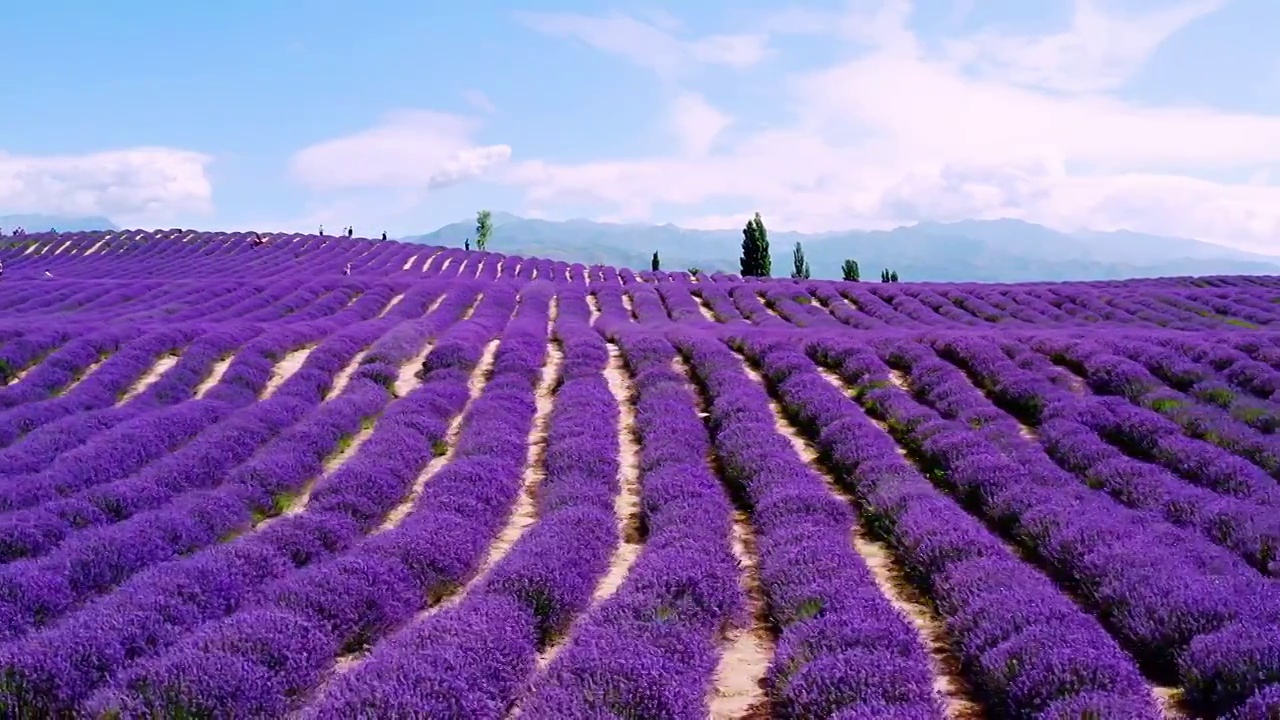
[343,262,352,276]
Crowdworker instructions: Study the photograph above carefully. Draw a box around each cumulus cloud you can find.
[463,89,496,114]
[944,0,1226,93]
[500,0,1280,254]
[668,93,733,157]
[515,11,768,77]
[290,110,511,191]
[0,148,213,223]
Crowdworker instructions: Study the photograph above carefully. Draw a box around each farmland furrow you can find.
[326,349,368,400]
[676,332,942,718]
[518,325,740,718]
[434,300,564,600]
[73,286,529,717]
[194,354,235,398]
[3,227,1280,717]
[117,352,181,403]
[376,291,406,318]
[736,355,981,719]
[812,337,1276,718]
[260,346,314,399]
[673,352,773,720]
[378,338,500,532]
[535,340,646,673]
[584,344,644,601]
[930,335,1280,575]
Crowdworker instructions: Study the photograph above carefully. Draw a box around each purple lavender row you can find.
[762,286,843,328]
[653,283,707,323]
[90,284,544,716]
[729,285,788,327]
[1094,337,1280,470]
[238,280,340,322]
[627,283,671,324]
[0,286,507,714]
[741,335,1157,718]
[0,328,74,386]
[816,337,1280,716]
[1110,335,1280,431]
[309,290,618,717]
[810,285,884,329]
[1028,336,1280,505]
[0,324,264,478]
[0,289,484,636]
[897,335,1280,575]
[1162,335,1280,401]
[0,321,308,497]
[520,320,742,717]
[0,319,398,564]
[0,327,200,447]
[674,330,940,719]
[0,327,375,638]
[0,319,343,498]
[0,328,136,410]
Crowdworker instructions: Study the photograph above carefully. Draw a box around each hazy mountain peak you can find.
[0,214,118,232]
[403,214,1280,283]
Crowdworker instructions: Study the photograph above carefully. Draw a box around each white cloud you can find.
[943,0,1226,93]
[668,93,732,157]
[0,148,213,223]
[499,0,1280,254]
[291,110,511,191]
[463,89,496,114]
[515,11,769,77]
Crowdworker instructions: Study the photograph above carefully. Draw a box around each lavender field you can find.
[0,228,1278,718]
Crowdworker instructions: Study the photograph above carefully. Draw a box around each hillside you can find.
[405,213,1280,282]
[0,230,1276,717]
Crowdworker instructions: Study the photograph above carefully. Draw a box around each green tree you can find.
[475,210,493,251]
[890,270,900,283]
[739,212,771,277]
[791,241,810,279]
[651,251,660,272]
[880,268,890,283]
[464,238,471,252]
[841,259,860,282]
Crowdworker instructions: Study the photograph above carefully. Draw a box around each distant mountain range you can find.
[9,211,1279,282]
[404,213,1280,282]
[0,214,119,233]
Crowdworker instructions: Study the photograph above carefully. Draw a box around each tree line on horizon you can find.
[471,209,899,282]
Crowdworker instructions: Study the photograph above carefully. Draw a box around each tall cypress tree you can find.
[739,212,771,277]
[475,210,492,252]
[791,241,810,279]
[651,251,660,272]
[841,259,860,282]
[740,216,759,276]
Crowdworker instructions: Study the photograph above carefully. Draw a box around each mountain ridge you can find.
[403,215,1280,282]
[0,214,119,233]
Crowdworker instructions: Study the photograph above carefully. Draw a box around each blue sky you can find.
[4,0,1280,251]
